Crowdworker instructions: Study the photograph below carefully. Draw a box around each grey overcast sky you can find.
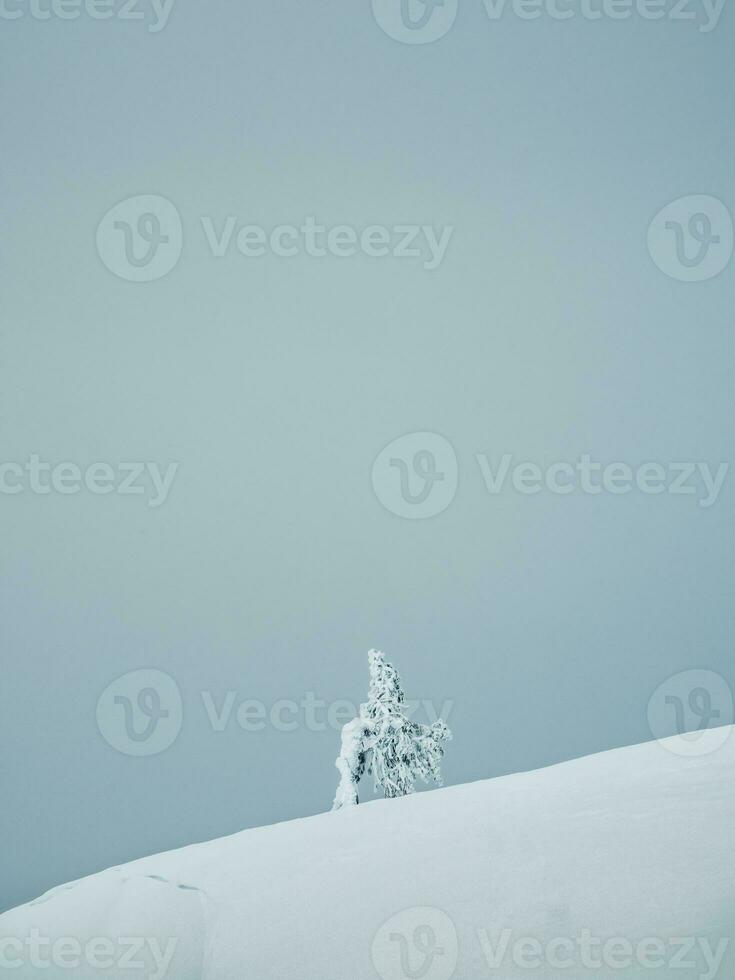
[1,0,734,915]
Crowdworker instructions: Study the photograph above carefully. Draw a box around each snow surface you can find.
[2,728,733,979]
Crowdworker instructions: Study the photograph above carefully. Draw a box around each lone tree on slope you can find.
[332,649,452,811]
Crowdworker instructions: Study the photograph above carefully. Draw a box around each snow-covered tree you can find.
[332,649,451,811]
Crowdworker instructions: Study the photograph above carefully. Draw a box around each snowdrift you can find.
[2,728,734,979]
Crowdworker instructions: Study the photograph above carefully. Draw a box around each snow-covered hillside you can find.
[2,729,733,979]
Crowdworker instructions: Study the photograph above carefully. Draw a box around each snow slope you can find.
[2,728,734,979]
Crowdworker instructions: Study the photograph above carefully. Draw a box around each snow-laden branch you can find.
[332,650,452,811]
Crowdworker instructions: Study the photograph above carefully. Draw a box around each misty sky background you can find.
[2,0,734,914]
